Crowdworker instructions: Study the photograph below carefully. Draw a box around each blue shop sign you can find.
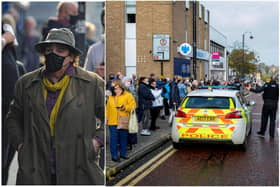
[196,49,210,60]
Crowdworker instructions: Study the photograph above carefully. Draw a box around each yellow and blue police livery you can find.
[171,89,255,150]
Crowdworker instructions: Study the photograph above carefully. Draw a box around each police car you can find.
[171,88,255,150]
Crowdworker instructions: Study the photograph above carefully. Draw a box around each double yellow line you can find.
[115,145,177,186]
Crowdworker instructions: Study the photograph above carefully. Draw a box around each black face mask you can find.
[69,15,79,25]
[45,52,67,73]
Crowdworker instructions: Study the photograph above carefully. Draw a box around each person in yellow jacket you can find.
[106,80,136,162]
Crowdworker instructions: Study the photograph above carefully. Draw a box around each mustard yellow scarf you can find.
[42,75,70,137]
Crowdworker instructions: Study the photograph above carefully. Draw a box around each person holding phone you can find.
[106,80,136,162]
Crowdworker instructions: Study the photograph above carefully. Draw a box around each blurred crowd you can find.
[2,2,104,76]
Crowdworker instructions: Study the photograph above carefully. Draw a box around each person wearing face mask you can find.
[138,77,155,136]
[41,2,78,40]
[122,76,136,98]
[6,28,104,185]
[199,79,204,86]
[106,80,136,162]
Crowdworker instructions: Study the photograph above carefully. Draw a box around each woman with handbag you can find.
[106,80,136,162]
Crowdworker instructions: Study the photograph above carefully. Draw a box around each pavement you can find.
[105,116,171,180]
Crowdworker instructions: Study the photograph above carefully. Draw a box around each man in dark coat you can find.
[6,28,104,184]
[169,76,181,109]
[138,77,155,136]
[247,77,279,138]
[168,76,181,126]
[2,25,19,185]
[41,2,78,39]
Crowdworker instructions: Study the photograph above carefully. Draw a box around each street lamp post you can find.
[241,32,253,79]
[192,0,197,80]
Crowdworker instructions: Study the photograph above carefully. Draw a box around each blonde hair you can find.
[3,13,16,31]
[85,21,96,40]
[112,80,126,91]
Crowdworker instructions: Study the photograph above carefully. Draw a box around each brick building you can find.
[106,1,210,80]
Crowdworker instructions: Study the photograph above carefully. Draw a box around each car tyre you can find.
[173,142,182,149]
[239,137,248,151]
[248,123,252,135]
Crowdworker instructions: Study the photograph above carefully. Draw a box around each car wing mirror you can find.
[247,100,255,106]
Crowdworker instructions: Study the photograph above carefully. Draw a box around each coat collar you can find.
[24,66,94,126]
[24,66,93,89]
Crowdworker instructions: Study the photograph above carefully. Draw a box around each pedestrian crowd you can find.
[105,72,227,161]
[105,72,279,162]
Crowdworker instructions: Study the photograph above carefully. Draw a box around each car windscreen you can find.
[184,97,231,109]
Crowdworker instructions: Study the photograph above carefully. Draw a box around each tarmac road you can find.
[117,92,279,186]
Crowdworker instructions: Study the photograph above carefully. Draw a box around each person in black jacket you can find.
[2,25,20,185]
[41,2,78,39]
[169,76,181,108]
[247,77,279,138]
[168,76,181,126]
[138,77,155,136]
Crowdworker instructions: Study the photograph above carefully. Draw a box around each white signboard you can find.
[153,34,170,61]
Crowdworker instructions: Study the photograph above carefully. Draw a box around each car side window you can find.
[240,94,248,106]
[236,93,244,105]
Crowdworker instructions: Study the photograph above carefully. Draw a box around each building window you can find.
[199,4,202,18]
[125,0,136,6]
[185,0,189,9]
[127,14,136,23]
[204,8,208,23]
[207,10,210,23]
[125,0,136,23]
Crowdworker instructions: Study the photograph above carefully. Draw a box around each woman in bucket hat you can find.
[6,28,104,184]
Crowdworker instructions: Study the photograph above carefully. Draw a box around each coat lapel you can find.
[25,69,50,125]
[58,77,77,114]
[58,67,92,116]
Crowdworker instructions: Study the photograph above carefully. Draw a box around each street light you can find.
[242,31,254,79]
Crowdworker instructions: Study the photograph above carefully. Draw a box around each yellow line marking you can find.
[115,146,174,186]
[128,149,177,186]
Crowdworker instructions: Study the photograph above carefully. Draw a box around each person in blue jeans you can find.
[106,80,136,162]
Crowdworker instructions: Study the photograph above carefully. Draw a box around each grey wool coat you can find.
[6,66,104,185]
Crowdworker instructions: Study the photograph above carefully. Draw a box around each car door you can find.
[236,93,250,134]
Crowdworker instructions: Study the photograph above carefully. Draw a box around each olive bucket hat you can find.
[35,28,82,55]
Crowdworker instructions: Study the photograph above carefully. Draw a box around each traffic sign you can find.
[153,34,170,61]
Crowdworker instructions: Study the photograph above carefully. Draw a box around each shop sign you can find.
[212,52,220,59]
[178,43,192,56]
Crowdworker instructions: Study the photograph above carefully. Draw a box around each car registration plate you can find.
[194,116,217,122]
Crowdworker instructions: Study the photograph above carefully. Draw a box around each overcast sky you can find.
[202,0,279,66]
